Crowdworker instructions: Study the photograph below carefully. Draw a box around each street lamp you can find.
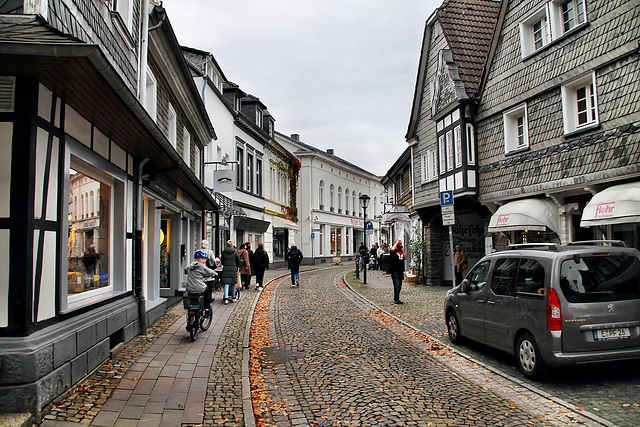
[359,194,370,284]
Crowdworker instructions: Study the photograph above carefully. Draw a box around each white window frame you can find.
[503,103,530,154]
[420,153,428,183]
[145,69,157,122]
[168,103,177,149]
[422,149,438,182]
[195,147,202,180]
[520,5,551,58]
[64,145,127,312]
[438,135,446,174]
[561,71,599,134]
[246,152,253,193]
[319,180,324,209]
[446,130,454,171]
[454,126,462,168]
[466,124,476,165]
[550,0,587,38]
[329,184,335,212]
[183,127,191,167]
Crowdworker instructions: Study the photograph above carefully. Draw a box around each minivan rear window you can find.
[560,255,640,303]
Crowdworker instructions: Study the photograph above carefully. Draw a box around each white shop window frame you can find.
[63,139,128,312]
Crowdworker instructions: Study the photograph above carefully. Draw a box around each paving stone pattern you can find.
[256,268,551,426]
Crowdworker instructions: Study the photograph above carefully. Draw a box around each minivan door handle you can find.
[487,300,495,305]
[476,299,485,304]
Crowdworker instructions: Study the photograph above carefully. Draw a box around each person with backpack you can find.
[220,240,241,304]
[285,244,304,287]
[238,243,252,290]
[253,242,270,291]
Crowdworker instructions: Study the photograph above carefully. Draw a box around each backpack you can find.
[206,256,216,269]
[289,249,302,264]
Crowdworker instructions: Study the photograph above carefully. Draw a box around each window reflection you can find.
[68,169,110,295]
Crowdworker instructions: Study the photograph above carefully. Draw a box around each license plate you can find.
[593,328,630,340]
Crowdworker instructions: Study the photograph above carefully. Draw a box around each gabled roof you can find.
[405,0,499,139]
[438,0,500,96]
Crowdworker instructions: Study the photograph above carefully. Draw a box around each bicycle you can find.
[184,294,212,341]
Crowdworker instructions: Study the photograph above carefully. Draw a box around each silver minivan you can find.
[443,241,640,379]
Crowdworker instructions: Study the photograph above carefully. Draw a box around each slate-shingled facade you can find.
[0,2,217,417]
[406,0,500,285]
[476,0,640,249]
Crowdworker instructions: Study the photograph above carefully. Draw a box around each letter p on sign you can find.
[440,190,453,206]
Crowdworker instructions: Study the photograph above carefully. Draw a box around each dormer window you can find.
[256,109,263,127]
[234,97,241,112]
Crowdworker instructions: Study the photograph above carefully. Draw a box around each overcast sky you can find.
[161,0,440,177]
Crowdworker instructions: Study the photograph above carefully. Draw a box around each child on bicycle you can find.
[185,250,217,312]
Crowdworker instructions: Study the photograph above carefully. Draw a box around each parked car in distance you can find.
[444,241,640,379]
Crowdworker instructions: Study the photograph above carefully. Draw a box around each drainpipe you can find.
[135,158,150,334]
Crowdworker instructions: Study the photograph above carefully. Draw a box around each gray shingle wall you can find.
[480,0,639,115]
[413,22,450,207]
[476,0,640,201]
[48,0,140,93]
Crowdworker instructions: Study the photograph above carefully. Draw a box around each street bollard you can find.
[355,257,360,279]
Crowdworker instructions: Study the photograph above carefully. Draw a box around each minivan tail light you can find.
[547,288,562,331]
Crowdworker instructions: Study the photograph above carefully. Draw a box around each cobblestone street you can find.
[253,267,607,426]
[37,264,638,426]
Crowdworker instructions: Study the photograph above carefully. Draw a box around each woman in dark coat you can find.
[253,243,270,290]
[219,240,241,304]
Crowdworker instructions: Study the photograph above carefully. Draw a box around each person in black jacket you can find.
[285,244,303,287]
[389,240,406,304]
[219,240,241,304]
[253,242,270,291]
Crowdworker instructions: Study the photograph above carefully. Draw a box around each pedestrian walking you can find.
[238,243,252,290]
[389,239,406,304]
[253,242,270,290]
[369,243,378,270]
[220,240,241,304]
[285,244,304,287]
[358,242,368,271]
[453,244,468,286]
[247,241,256,278]
[376,243,384,271]
[82,244,99,288]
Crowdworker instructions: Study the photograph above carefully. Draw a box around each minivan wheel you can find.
[516,332,549,380]
[447,310,463,344]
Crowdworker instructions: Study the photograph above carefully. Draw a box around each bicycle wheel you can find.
[189,313,199,341]
[200,308,212,331]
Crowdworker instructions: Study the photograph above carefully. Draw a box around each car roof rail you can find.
[505,243,561,251]
[567,240,627,247]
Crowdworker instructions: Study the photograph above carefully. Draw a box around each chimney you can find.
[326,149,334,155]
[291,134,299,141]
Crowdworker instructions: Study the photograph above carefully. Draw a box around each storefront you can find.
[581,182,640,249]
[487,198,561,248]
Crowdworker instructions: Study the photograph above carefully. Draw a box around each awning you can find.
[488,198,560,234]
[581,182,640,227]
[273,216,300,230]
[233,216,270,233]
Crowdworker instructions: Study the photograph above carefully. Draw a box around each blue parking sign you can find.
[440,190,453,206]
